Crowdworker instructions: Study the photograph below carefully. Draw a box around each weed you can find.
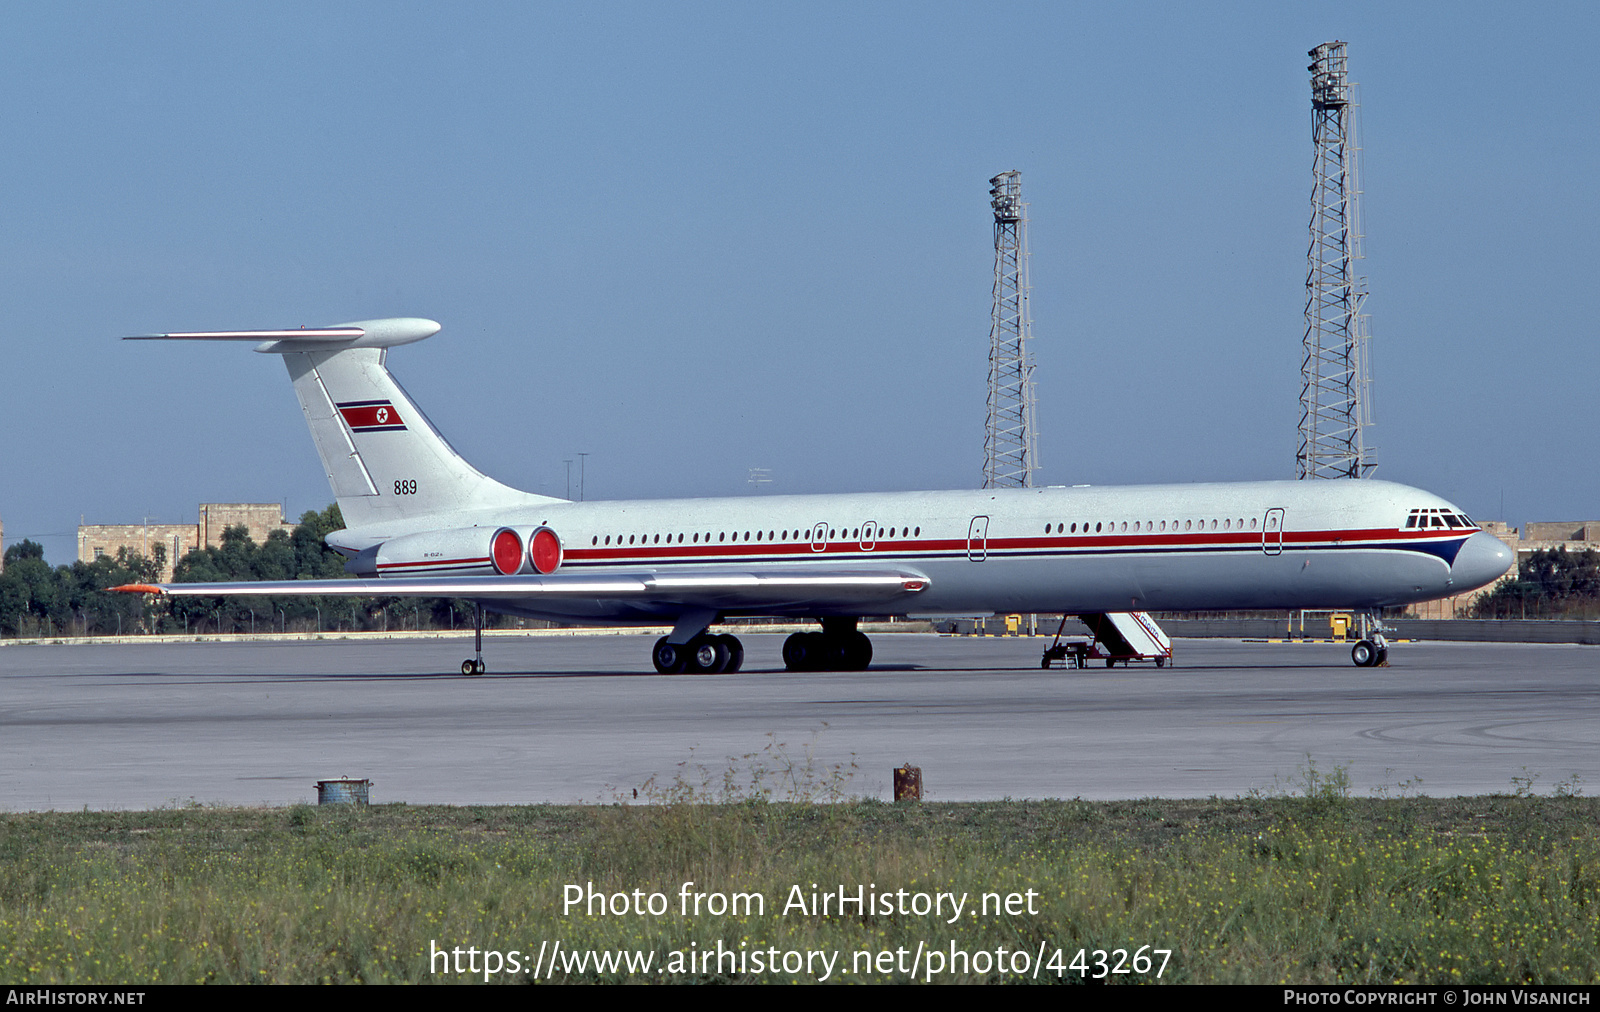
[624,725,859,806]
[1248,756,1352,817]
[1299,757,1352,805]
[1510,768,1541,798]
[1370,770,1426,800]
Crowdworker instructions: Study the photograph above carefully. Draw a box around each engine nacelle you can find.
[343,525,561,578]
[528,526,562,574]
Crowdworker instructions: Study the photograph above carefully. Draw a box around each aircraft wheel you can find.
[812,632,843,670]
[652,637,690,674]
[686,635,729,674]
[842,632,872,671]
[1376,646,1389,666]
[818,633,856,671]
[782,632,812,672]
[784,631,833,671]
[462,659,477,676]
[1351,640,1377,667]
[718,634,744,673]
[820,638,841,670]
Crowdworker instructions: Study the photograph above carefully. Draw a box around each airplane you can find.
[113,317,1513,675]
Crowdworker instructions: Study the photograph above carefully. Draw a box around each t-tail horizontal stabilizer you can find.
[125,317,441,353]
[126,317,556,528]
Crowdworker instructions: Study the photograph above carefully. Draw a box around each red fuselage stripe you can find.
[553,526,1471,566]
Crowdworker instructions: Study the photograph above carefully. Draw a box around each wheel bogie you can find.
[654,633,744,674]
[782,629,872,672]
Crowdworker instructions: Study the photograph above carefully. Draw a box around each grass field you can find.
[3,766,1598,986]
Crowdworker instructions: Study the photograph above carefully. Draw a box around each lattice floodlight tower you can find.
[984,170,1039,489]
[1299,41,1376,480]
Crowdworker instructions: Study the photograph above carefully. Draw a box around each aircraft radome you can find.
[115,318,1511,674]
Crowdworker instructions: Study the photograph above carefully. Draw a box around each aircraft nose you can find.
[1452,530,1513,592]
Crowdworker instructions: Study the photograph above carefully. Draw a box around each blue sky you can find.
[2,3,1594,563]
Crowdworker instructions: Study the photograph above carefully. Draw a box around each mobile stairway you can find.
[1042,611,1173,669]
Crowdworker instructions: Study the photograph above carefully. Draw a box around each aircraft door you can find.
[967,515,989,561]
[1263,508,1285,555]
[859,521,878,551]
[811,522,828,552]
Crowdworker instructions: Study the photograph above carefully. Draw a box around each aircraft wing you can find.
[112,566,930,611]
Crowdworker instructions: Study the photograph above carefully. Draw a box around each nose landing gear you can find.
[1349,613,1390,667]
[1350,638,1387,667]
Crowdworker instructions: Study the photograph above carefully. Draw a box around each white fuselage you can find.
[327,477,1507,623]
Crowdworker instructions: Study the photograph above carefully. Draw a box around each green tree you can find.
[0,544,58,636]
[3,540,45,566]
[1472,547,1600,619]
[1,542,161,637]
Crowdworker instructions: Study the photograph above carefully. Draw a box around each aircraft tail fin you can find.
[128,318,561,528]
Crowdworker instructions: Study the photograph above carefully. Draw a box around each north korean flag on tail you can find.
[337,399,407,432]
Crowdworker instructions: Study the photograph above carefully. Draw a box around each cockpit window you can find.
[1405,507,1476,532]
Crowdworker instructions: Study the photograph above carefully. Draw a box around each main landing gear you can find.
[650,610,744,674]
[652,634,745,674]
[782,618,872,672]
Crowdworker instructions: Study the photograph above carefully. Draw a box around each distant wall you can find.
[1523,522,1600,543]
[77,523,198,581]
[198,503,294,549]
[1158,617,1600,645]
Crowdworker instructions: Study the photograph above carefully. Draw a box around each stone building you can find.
[77,503,297,581]
[1519,522,1600,553]
[197,503,298,549]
